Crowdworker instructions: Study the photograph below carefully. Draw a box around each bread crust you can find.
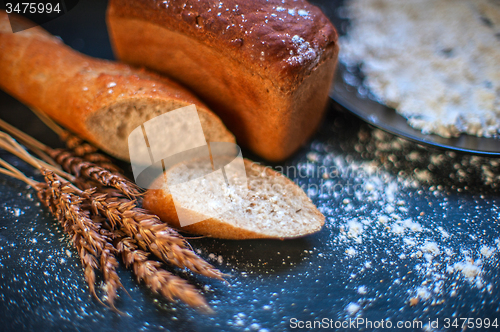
[107,0,338,87]
[0,12,234,160]
[143,159,325,240]
[107,0,339,161]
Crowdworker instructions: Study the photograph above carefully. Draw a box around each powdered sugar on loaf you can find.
[340,0,500,138]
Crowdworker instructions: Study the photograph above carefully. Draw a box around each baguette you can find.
[107,0,339,161]
[143,159,325,239]
[0,12,235,160]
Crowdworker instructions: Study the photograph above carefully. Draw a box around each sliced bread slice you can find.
[143,159,325,239]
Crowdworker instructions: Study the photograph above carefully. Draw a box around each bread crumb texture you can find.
[164,159,324,238]
[340,0,500,138]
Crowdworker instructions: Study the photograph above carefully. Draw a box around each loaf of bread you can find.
[143,158,325,239]
[0,12,235,160]
[107,0,339,161]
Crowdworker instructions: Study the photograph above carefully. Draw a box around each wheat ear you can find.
[48,149,141,198]
[0,121,135,197]
[85,192,225,280]
[41,170,124,309]
[38,184,102,302]
[0,157,108,306]
[117,236,211,311]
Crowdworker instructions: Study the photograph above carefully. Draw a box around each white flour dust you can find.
[340,0,500,138]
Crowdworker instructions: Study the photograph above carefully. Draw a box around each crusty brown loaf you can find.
[107,0,339,161]
[0,12,235,160]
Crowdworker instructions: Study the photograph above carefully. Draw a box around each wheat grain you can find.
[60,131,122,173]
[48,149,141,198]
[0,129,224,311]
[117,236,210,310]
[86,192,225,280]
[41,170,124,308]
[36,184,102,302]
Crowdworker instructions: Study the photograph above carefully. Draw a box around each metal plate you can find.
[325,1,500,156]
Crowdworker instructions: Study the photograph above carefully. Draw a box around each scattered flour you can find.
[480,245,496,258]
[453,260,482,279]
[420,242,440,257]
[295,124,500,313]
[346,219,364,239]
[346,302,361,315]
[340,0,500,138]
[416,287,432,301]
[357,285,367,295]
[345,247,358,257]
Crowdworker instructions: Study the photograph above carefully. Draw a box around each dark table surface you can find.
[0,1,499,331]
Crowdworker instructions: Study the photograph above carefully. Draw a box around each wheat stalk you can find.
[0,129,221,311]
[0,158,114,307]
[0,132,72,181]
[47,149,141,198]
[0,121,135,197]
[37,184,102,301]
[0,119,58,167]
[86,192,225,280]
[41,170,124,309]
[116,236,211,311]
[18,126,224,280]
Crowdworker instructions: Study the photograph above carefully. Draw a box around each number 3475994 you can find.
[443,318,498,329]
[5,2,61,14]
